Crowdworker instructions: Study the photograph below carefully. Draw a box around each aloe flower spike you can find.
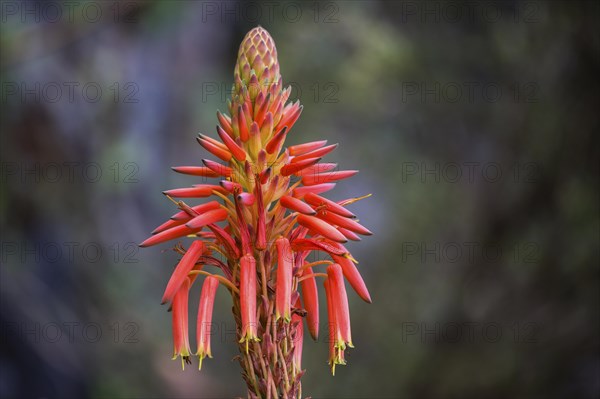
[141,26,373,397]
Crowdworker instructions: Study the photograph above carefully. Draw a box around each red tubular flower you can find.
[300,266,319,340]
[217,125,246,161]
[304,192,356,218]
[172,166,220,177]
[216,111,233,136]
[279,195,316,215]
[327,264,353,348]
[302,170,358,186]
[332,252,372,303]
[141,26,373,397]
[197,135,232,162]
[202,159,233,177]
[239,254,259,352]
[236,192,255,206]
[162,241,204,304]
[291,143,338,163]
[280,156,321,176]
[220,180,242,193]
[292,183,336,198]
[152,218,187,235]
[339,227,362,241]
[291,238,346,255]
[163,185,226,198]
[317,210,373,236]
[265,126,288,154]
[185,208,228,229]
[296,162,338,178]
[297,214,348,243]
[275,237,293,322]
[288,140,327,156]
[139,224,202,248]
[172,277,192,369]
[324,278,345,375]
[196,276,219,369]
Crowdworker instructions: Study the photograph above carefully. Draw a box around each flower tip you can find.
[343,253,358,263]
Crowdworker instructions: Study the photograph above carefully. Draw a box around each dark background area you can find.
[1,1,598,398]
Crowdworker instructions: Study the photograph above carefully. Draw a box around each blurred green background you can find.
[1,1,598,398]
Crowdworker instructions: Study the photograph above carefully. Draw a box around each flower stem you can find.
[187,270,239,294]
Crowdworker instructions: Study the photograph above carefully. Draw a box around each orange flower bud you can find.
[280,157,322,177]
[197,136,232,162]
[216,110,233,137]
[217,125,246,162]
[288,140,327,156]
